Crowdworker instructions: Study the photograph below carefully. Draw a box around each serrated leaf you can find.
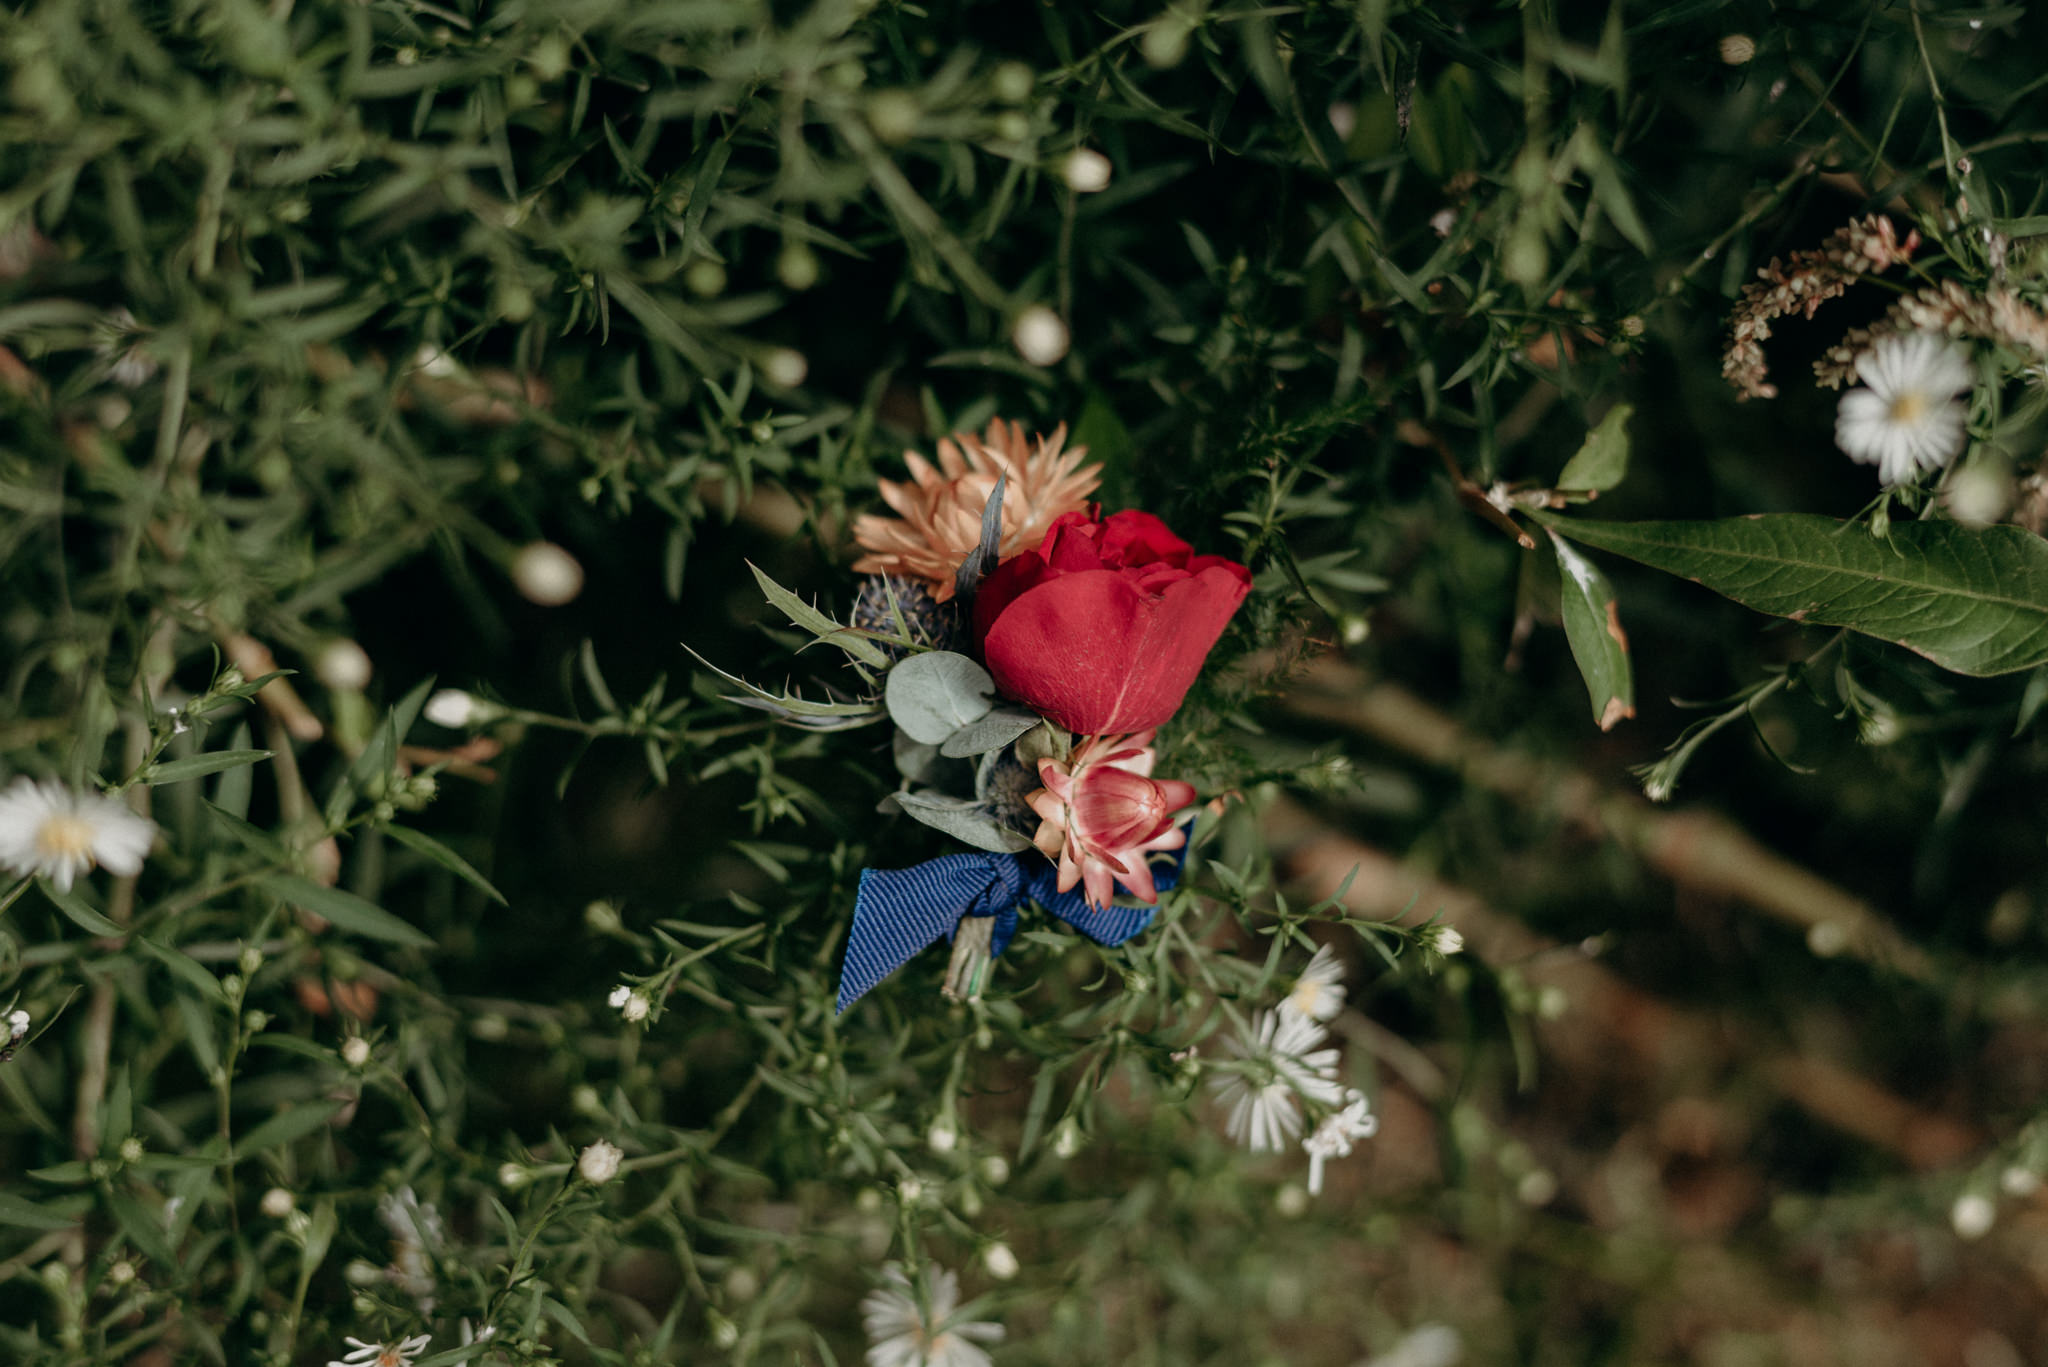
[939,707,1042,758]
[683,645,883,729]
[1558,403,1633,493]
[384,825,508,905]
[1537,512,2048,676]
[144,749,273,785]
[893,791,1033,854]
[746,562,889,668]
[1548,531,1635,731]
[885,652,995,744]
[260,874,435,948]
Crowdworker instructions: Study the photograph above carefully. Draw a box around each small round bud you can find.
[1517,1169,1559,1207]
[724,1266,761,1302]
[897,1176,924,1204]
[118,1137,145,1164]
[584,901,622,933]
[1012,306,1070,367]
[107,1260,136,1286]
[866,90,920,144]
[498,1162,529,1190]
[512,541,584,606]
[424,689,480,729]
[684,259,727,297]
[927,1119,958,1155]
[777,243,820,291]
[314,639,373,692]
[1719,33,1757,65]
[341,1037,371,1069]
[578,1139,623,1184]
[1061,149,1112,193]
[237,945,264,976]
[345,1258,384,1286]
[259,1187,295,1219]
[2001,1166,2041,1197]
[1142,16,1193,68]
[471,1014,509,1041]
[1952,1192,1996,1240]
[983,1242,1019,1280]
[991,61,1034,103]
[763,348,808,388]
[1807,921,1851,958]
[1052,1120,1083,1160]
[709,1311,740,1350]
[1275,1184,1309,1217]
[980,1154,1010,1186]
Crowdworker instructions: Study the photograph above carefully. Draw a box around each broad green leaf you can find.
[747,562,890,668]
[144,749,273,785]
[384,825,508,905]
[260,874,436,949]
[1537,513,2048,676]
[886,652,995,744]
[1558,403,1633,493]
[1549,531,1636,731]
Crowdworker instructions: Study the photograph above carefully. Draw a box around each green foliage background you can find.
[6,0,2048,1364]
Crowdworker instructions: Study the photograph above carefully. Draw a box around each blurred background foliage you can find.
[5,0,2048,1364]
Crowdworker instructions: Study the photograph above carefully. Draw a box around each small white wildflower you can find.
[1209,1010,1345,1153]
[107,1259,135,1286]
[927,1118,958,1155]
[1429,206,1458,238]
[1719,33,1757,65]
[0,778,157,893]
[1282,944,1348,1024]
[340,1037,371,1069]
[327,1333,432,1367]
[1061,148,1112,193]
[260,1187,295,1219]
[1011,306,1070,366]
[1834,333,1974,487]
[7,1009,28,1043]
[609,986,650,1022]
[1428,924,1465,956]
[118,1136,144,1163]
[423,689,479,729]
[862,1263,1004,1367]
[511,541,585,605]
[897,1176,924,1204]
[315,640,374,692]
[411,344,457,378]
[1952,1192,1996,1240]
[1302,1088,1379,1196]
[982,1242,1019,1280]
[578,1139,623,1185]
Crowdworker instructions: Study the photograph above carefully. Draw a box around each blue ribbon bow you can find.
[836,851,1178,1012]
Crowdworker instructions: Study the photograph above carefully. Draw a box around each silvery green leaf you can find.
[894,790,1033,853]
[684,644,883,730]
[885,651,995,743]
[894,730,943,782]
[940,706,1042,758]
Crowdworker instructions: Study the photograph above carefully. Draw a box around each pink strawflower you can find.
[1028,731,1194,909]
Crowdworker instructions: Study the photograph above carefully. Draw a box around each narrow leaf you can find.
[144,749,273,785]
[384,826,508,905]
[1538,513,2048,677]
[41,880,122,936]
[260,874,436,948]
[236,1099,346,1156]
[137,937,226,1002]
[747,563,890,668]
[1548,531,1636,731]
[0,1190,82,1230]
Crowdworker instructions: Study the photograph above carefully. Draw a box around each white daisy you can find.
[1280,944,1347,1024]
[0,778,157,893]
[1834,332,1974,487]
[327,1334,431,1367]
[1302,1088,1380,1196]
[861,1262,1003,1367]
[1209,1010,1345,1153]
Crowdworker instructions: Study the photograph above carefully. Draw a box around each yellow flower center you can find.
[35,814,96,860]
[1887,391,1928,424]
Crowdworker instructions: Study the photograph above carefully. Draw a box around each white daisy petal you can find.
[1834,333,1974,488]
[0,778,157,892]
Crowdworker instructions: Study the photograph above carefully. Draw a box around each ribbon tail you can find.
[837,855,1026,1012]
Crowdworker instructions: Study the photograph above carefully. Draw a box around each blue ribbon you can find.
[836,851,1178,1012]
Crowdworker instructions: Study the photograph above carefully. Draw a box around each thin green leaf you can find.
[144,749,273,785]
[236,1099,346,1156]
[384,825,508,905]
[747,563,890,668]
[260,874,436,949]
[41,880,122,936]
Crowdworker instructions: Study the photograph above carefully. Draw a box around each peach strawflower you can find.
[851,418,1099,601]
[1028,730,1194,909]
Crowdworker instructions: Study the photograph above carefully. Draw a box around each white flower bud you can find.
[315,639,373,691]
[983,1242,1019,1280]
[927,1119,958,1155]
[340,1037,371,1068]
[763,348,808,388]
[1952,1193,1996,1240]
[578,1139,623,1185]
[6,1009,27,1043]
[1052,1120,1083,1159]
[424,689,479,729]
[259,1187,295,1219]
[980,1155,1010,1186]
[498,1162,529,1190]
[897,1176,923,1204]
[512,541,584,606]
[1012,306,1069,366]
[1719,33,1757,65]
[107,1259,135,1285]
[1061,149,1112,193]
[2001,1166,2041,1197]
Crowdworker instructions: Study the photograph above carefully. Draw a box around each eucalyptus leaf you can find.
[894,791,1033,853]
[939,706,1042,758]
[885,652,996,744]
[1548,530,1635,731]
[1537,512,2048,676]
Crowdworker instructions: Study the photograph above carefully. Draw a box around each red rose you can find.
[972,508,1251,735]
